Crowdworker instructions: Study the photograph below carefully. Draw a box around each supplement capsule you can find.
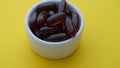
[47,33,67,42]
[39,26,57,36]
[58,0,66,12]
[37,11,48,26]
[47,12,66,26]
[29,11,37,28]
[72,13,80,31]
[65,16,75,37]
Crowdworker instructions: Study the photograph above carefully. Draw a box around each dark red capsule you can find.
[47,12,66,26]
[37,11,48,26]
[39,26,57,36]
[72,13,80,31]
[37,2,57,13]
[49,11,55,16]
[65,16,76,37]
[58,0,66,12]
[29,11,37,28]
[46,33,68,42]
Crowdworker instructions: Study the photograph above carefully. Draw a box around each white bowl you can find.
[25,0,84,59]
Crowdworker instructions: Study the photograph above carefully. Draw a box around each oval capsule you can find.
[65,16,76,37]
[37,11,48,26]
[29,11,37,28]
[58,0,66,12]
[72,13,80,31]
[39,26,57,36]
[47,12,66,26]
[46,33,68,42]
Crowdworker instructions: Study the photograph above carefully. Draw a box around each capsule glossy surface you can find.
[65,16,75,37]
[39,26,57,36]
[47,12,66,26]
[58,0,66,12]
[29,11,37,28]
[46,33,67,42]
[72,13,80,31]
[37,11,48,26]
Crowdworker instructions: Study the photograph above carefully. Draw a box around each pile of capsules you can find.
[29,0,80,42]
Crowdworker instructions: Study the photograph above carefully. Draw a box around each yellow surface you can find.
[0,0,120,68]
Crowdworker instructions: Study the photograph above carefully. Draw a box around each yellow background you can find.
[0,0,120,68]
